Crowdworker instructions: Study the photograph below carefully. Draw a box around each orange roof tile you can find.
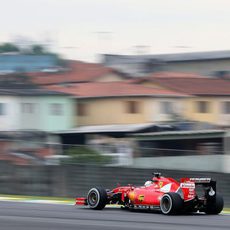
[45,82,188,98]
[143,73,230,96]
[125,72,206,84]
[29,60,126,85]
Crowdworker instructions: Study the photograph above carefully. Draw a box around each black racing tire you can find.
[160,192,183,215]
[205,193,224,215]
[87,187,107,210]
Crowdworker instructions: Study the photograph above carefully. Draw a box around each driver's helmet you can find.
[144,180,152,187]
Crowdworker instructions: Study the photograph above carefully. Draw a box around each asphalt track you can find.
[0,201,229,230]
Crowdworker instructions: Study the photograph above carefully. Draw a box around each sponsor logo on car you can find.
[129,191,135,201]
[190,178,211,183]
[180,183,195,189]
[138,195,145,202]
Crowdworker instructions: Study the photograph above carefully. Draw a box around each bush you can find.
[0,43,19,53]
[63,146,111,165]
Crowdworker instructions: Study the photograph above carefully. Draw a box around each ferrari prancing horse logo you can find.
[159,182,163,188]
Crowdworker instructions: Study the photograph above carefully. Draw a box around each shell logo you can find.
[138,195,145,202]
[128,191,135,201]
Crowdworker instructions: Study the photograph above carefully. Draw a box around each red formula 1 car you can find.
[75,172,224,215]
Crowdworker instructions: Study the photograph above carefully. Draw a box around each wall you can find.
[185,97,230,126]
[216,97,230,126]
[140,81,230,126]
[0,162,229,206]
[164,59,230,76]
[77,97,149,125]
[39,96,75,132]
[0,96,21,130]
[18,96,42,130]
[77,97,185,126]
[185,97,217,124]
[0,95,75,131]
[132,155,230,173]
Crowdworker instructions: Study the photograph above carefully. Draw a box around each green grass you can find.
[0,194,75,203]
[223,208,230,212]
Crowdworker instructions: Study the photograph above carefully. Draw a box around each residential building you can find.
[30,60,128,86]
[46,82,189,126]
[0,54,59,73]
[132,130,230,173]
[133,73,230,126]
[103,50,230,77]
[0,80,74,131]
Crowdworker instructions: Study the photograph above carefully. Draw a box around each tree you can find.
[31,44,45,54]
[0,43,20,53]
[63,146,111,165]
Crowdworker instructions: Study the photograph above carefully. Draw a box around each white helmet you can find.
[144,181,152,187]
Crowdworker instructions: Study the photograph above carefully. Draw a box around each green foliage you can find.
[31,45,45,54]
[0,43,20,53]
[0,41,66,67]
[63,146,111,165]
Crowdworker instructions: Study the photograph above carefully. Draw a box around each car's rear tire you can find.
[160,192,183,215]
[87,187,107,210]
[205,193,224,214]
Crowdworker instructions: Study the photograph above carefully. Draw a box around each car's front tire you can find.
[87,187,107,210]
[160,192,183,215]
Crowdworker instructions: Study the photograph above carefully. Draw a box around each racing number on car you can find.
[138,195,144,202]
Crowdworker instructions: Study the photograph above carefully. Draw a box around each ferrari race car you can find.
[75,172,224,215]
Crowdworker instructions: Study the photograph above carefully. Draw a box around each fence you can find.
[0,161,229,207]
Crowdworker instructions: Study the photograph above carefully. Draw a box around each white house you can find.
[0,88,74,132]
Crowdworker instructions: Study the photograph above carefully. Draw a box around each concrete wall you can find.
[0,162,229,206]
[133,155,230,173]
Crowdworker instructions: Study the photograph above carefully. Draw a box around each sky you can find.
[1,0,230,62]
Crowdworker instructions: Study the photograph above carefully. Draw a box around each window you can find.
[50,103,63,115]
[160,101,173,114]
[0,103,6,115]
[196,101,210,113]
[21,103,35,113]
[77,103,87,116]
[222,101,230,114]
[126,101,140,114]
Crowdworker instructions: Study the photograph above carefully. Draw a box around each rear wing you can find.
[181,177,214,184]
[189,178,212,183]
[180,177,217,198]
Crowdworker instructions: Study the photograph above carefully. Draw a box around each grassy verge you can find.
[0,194,75,203]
